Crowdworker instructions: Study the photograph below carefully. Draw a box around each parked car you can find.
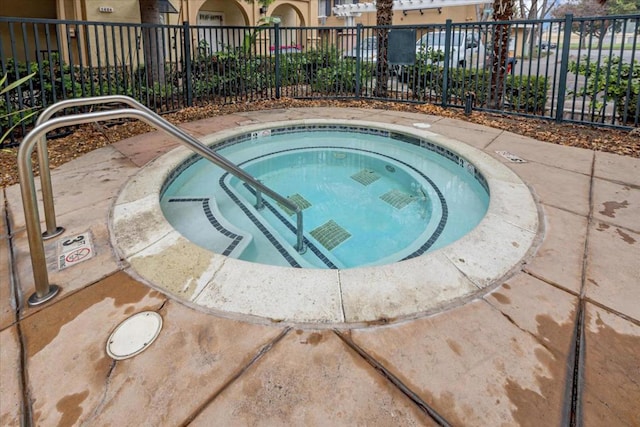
[343,36,378,62]
[415,30,485,68]
[539,41,557,50]
[485,53,518,74]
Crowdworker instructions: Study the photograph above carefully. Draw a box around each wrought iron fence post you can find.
[441,20,453,108]
[182,21,193,107]
[555,14,574,123]
[274,23,281,99]
[355,24,362,99]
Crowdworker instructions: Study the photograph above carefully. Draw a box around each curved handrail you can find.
[19,106,306,306]
[35,95,183,238]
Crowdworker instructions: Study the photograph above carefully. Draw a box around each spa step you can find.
[163,197,252,257]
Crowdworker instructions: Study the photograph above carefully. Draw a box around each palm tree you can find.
[374,0,394,97]
[139,0,165,84]
[489,0,514,108]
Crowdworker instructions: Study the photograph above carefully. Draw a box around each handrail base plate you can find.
[42,226,65,240]
[28,285,60,307]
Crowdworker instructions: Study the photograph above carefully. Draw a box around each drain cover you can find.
[106,311,163,360]
[496,150,527,163]
[310,220,351,251]
[278,193,312,216]
[351,169,381,186]
[380,189,416,210]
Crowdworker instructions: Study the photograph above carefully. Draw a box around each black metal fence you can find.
[1,14,638,147]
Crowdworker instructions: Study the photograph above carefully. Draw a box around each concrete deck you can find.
[1,108,638,426]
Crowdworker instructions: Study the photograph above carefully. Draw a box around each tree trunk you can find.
[489,0,514,109]
[374,0,393,98]
[139,0,165,85]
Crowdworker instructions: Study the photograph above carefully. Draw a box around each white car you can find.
[344,36,378,62]
[415,31,485,68]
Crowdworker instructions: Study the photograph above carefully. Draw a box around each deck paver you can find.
[483,273,578,355]
[295,107,384,121]
[351,299,575,426]
[594,151,640,187]
[502,162,592,217]
[592,178,640,232]
[4,146,138,231]
[177,113,249,137]
[110,129,181,167]
[487,131,594,174]
[21,272,284,426]
[585,221,640,321]
[234,108,315,122]
[582,304,640,426]
[426,117,504,149]
[13,198,121,318]
[0,230,15,329]
[368,111,443,128]
[525,205,588,293]
[0,326,22,425]
[190,329,435,426]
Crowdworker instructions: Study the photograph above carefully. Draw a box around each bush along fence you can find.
[1,14,638,147]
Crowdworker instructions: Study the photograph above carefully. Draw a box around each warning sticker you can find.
[57,232,95,270]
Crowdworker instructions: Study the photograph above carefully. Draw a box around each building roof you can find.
[333,0,490,17]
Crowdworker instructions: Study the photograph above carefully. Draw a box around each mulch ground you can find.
[1,98,638,188]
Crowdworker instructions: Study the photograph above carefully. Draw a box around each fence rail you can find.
[1,14,638,147]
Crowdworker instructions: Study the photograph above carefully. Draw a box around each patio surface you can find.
[1,108,638,426]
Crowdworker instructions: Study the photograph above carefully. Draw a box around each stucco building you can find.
[0,1,489,66]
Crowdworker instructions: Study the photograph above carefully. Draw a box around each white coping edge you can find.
[109,119,541,327]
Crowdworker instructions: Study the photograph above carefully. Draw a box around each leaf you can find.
[0,72,36,95]
[0,109,38,143]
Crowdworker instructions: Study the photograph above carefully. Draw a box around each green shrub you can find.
[189,45,268,97]
[568,56,639,125]
[311,60,372,94]
[273,53,304,86]
[299,46,341,83]
[404,51,449,100]
[4,54,83,107]
[406,54,548,113]
[504,74,549,113]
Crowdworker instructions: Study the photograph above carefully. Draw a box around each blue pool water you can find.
[161,127,489,269]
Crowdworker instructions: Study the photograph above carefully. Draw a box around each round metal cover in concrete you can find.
[106,311,163,360]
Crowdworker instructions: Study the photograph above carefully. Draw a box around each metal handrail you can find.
[35,95,172,239]
[19,103,306,306]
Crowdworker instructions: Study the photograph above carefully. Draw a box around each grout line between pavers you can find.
[589,217,640,236]
[582,297,640,327]
[2,187,20,324]
[337,270,346,323]
[16,318,32,426]
[480,128,506,151]
[190,256,229,303]
[178,326,292,427]
[333,330,452,427]
[539,201,589,221]
[522,269,580,297]
[5,187,31,425]
[592,175,640,191]
[480,297,562,358]
[567,151,597,427]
